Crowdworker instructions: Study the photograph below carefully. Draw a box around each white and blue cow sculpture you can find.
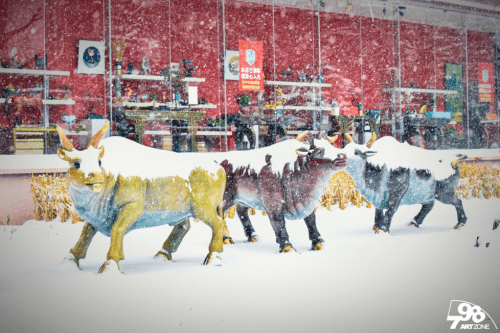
[56,121,228,273]
[343,134,467,233]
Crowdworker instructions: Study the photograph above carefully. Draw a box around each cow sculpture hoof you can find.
[409,220,420,228]
[312,239,324,251]
[98,260,121,274]
[203,253,223,266]
[313,243,323,251]
[154,250,172,261]
[374,226,389,234]
[454,223,465,230]
[248,233,258,242]
[223,236,235,245]
[58,253,81,271]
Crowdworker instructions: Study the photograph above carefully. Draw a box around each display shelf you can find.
[116,101,216,109]
[274,105,332,111]
[0,68,70,76]
[0,98,75,105]
[265,80,332,88]
[196,130,233,136]
[383,87,458,95]
[0,67,73,130]
[116,74,205,83]
[12,127,86,154]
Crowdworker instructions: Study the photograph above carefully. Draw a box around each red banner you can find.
[239,40,263,91]
[478,63,493,102]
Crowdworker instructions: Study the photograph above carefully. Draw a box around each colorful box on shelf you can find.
[340,107,358,116]
[485,113,497,120]
[426,111,451,119]
[366,109,381,117]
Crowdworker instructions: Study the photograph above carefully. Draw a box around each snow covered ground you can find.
[0,198,499,333]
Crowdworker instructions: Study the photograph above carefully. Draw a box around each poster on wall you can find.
[478,62,493,102]
[238,40,263,91]
[444,62,463,117]
[77,40,105,75]
[225,50,239,81]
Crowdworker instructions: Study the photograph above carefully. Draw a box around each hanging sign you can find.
[239,40,263,91]
[478,63,493,102]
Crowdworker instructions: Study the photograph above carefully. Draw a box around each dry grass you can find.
[456,162,500,200]
[319,171,372,211]
[27,174,84,223]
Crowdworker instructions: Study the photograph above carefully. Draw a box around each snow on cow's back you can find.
[368,136,456,180]
[98,136,222,180]
[209,139,310,175]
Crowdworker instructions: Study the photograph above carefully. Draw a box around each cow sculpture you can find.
[165,131,348,254]
[343,133,467,233]
[56,121,228,273]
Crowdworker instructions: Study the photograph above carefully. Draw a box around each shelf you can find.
[116,101,216,109]
[191,104,216,109]
[196,130,233,136]
[265,80,332,88]
[273,105,332,111]
[116,74,205,83]
[0,98,75,105]
[0,68,70,76]
[383,87,458,95]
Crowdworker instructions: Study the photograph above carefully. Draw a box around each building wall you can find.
[0,0,498,134]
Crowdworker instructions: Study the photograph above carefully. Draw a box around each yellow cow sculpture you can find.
[56,121,228,274]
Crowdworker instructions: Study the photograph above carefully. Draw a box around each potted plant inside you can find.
[161,69,186,108]
[235,93,252,114]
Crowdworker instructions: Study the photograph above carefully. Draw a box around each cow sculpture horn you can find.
[451,154,467,169]
[55,125,74,151]
[345,133,354,143]
[366,133,376,148]
[87,121,110,149]
[319,131,338,144]
[296,131,309,142]
[296,130,315,148]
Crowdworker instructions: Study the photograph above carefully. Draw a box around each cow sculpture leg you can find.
[267,211,293,252]
[374,167,410,234]
[189,169,227,265]
[436,195,467,229]
[155,219,191,261]
[100,202,145,273]
[66,222,97,267]
[373,209,384,231]
[409,200,435,228]
[236,205,258,242]
[304,213,324,250]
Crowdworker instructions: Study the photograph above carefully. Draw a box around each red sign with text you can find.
[239,40,263,91]
[478,63,493,102]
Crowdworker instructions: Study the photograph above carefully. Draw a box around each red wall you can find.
[0,0,496,131]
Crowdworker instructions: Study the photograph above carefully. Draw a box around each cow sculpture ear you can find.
[295,147,309,156]
[354,148,377,158]
[57,148,71,161]
[363,151,377,157]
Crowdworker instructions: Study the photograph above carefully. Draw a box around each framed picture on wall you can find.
[224,50,239,80]
[444,62,463,117]
[77,40,105,74]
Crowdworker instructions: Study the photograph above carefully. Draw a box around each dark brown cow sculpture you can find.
[166,131,347,255]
